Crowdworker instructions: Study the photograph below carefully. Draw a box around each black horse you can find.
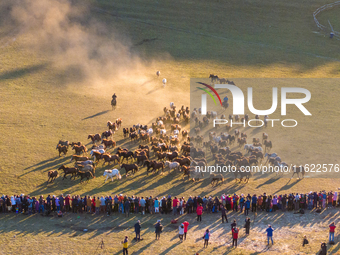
[209,74,219,83]
[222,100,229,109]
[111,94,117,110]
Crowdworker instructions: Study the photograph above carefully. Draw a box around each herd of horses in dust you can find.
[50,75,305,185]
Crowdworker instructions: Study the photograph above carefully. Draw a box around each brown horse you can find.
[101,139,116,149]
[156,151,167,161]
[166,151,178,161]
[262,133,268,143]
[181,165,191,180]
[102,154,120,165]
[143,160,155,175]
[116,118,122,128]
[56,140,70,149]
[76,164,95,176]
[111,98,116,110]
[120,151,134,163]
[107,121,117,131]
[47,170,59,183]
[291,166,305,179]
[88,134,101,144]
[77,170,94,183]
[129,132,138,142]
[151,161,164,174]
[70,141,82,147]
[101,130,113,140]
[263,140,272,152]
[123,128,129,138]
[210,173,224,186]
[174,157,191,166]
[70,155,89,162]
[209,74,219,82]
[91,151,104,162]
[56,144,68,157]
[135,155,148,165]
[234,167,252,183]
[139,133,150,143]
[72,145,87,155]
[121,164,139,176]
[58,165,78,180]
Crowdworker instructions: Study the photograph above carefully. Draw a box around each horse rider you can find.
[112,93,117,100]
[223,95,228,103]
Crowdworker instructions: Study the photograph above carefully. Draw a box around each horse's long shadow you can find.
[19,156,69,177]
[146,86,162,95]
[23,156,60,170]
[82,110,110,120]
[141,78,156,86]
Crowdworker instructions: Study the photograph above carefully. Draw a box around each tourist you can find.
[134,220,141,241]
[266,225,274,245]
[203,229,210,248]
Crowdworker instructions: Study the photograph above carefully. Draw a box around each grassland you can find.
[1,0,340,254]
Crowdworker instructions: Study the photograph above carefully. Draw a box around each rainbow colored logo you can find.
[196,82,222,106]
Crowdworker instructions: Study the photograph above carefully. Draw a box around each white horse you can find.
[103,169,122,182]
[76,160,95,166]
[90,149,105,156]
[252,146,263,152]
[164,161,180,174]
[213,136,221,144]
[244,144,253,151]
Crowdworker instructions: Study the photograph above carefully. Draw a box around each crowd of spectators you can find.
[0,191,338,216]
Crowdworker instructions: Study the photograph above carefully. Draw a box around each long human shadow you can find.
[159,243,180,255]
[0,64,47,80]
[272,178,302,194]
[82,110,110,120]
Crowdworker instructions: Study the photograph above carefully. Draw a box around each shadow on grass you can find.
[19,156,70,178]
[82,110,110,120]
[0,64,48,80]
[146,86,163,95]
[159,242,180,255]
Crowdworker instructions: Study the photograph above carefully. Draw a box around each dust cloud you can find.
[6,0,189,124]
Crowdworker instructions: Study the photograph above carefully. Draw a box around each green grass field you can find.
[1,0,340,254]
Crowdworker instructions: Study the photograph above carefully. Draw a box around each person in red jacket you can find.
[173,197,179,215]
[232,227,239,247]
[329,222,336,243]
[183,221,189,240]
[197,204,203,222]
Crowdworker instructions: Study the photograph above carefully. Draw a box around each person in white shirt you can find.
[179,224,185,242]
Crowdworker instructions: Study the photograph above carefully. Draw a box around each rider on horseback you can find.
[112,93,117,100]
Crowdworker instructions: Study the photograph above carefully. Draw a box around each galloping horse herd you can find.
[50,75,305,186]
